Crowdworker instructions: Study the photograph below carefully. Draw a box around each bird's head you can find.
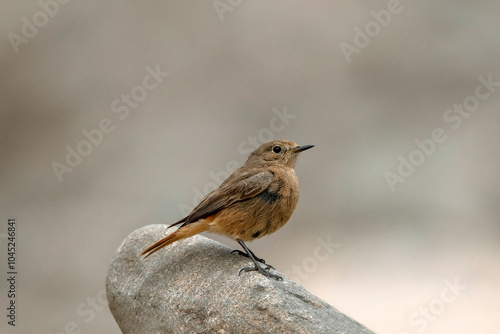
[247,140,314,168]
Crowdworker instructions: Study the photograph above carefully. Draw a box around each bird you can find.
[141,139,314,279]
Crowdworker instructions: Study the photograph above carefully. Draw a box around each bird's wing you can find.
[177,170,274,227]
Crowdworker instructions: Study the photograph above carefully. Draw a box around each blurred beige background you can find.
[1,1,499,333]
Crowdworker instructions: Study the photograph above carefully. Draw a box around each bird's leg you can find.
[231,238,276,269]
[235,239,281,280]
[231,248,275,270]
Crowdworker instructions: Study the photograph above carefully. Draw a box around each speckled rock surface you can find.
[106,224,375,334]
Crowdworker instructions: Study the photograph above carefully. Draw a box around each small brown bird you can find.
[142,139,314,279]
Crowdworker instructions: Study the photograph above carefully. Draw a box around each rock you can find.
[106,224,375,334]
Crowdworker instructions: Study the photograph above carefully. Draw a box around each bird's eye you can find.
[272,146,282,154]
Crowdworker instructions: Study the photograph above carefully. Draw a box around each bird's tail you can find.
[141,222,207,258]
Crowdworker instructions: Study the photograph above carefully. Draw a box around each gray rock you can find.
[106,224,375,334]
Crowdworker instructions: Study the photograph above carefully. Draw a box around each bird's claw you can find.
[231,250,247,257]
[238,265,282,280]
[231,249,275,270]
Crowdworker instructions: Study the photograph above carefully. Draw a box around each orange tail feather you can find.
[141,222,207,258]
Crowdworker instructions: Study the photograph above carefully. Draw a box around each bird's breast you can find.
[208,168,300,241]
[250,170,299,236]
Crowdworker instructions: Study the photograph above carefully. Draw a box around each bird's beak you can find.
[292,145,315,153]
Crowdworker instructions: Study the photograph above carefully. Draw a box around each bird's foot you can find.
[231,250,275,270]
[239,264,282,280]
